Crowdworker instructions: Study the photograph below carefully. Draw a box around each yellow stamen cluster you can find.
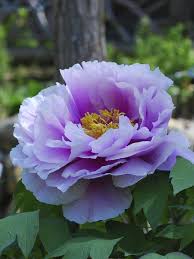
[81,109,125,139]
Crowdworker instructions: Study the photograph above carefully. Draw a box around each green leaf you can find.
[140,252,191,259]
[14,180,39,212]
[39,217,70,253]
[170,158,194,194]
[156,225,183,239]
[179,223,194,249]
[80,221,106,233]
[46,236,120,259]
[106,220,154,255]
[133,173,171,228]
[156,223,194,250]
[140,253,164,259]
[0,211,39,257]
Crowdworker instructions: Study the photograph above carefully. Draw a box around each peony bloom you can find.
[11,61,194,223]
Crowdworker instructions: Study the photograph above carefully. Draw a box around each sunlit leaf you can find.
[0,211,39,257]
[39,217,70,252]
[46,236,120,259]
[171,158,194,194]
[156,224,183,239]
[140,252,191,258]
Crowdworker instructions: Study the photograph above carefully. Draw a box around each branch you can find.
[113,0,146,18]
[145,0,168,14]
[8,47,53,63]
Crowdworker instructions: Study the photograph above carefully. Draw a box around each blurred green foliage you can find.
[0,80,43,117]
[0,7,48,118]
[108,21,194,75]
[0,26,10,81]
[5,7,38,48]
[108,21,194,117]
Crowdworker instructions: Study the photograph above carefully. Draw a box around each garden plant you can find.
[0,61,194,258]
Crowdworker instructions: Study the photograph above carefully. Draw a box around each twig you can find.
[113,0,146,18]
[106,0,132,43]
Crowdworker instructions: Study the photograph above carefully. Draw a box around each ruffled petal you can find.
[62,177,132,223]
[90,116,134,157]
[43,158,126,193]
[22,171,87,205]
[112,158,152,187]
[166,131,194,164]
[139,87,174,131]
[61,61,172,117]
[61,158,126,179]
[64,122,94,160]
[107,135,162,160]
[113,175,145,188]
[10,145,27,167]
[14,95,43,144]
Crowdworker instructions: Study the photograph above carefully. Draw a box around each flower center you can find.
[81,109,125,139]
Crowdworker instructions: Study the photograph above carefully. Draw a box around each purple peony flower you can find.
[10,61,194,223]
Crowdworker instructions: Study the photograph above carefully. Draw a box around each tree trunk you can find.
[53,0,106,80]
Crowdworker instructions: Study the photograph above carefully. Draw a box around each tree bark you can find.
[53,0,106,80]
